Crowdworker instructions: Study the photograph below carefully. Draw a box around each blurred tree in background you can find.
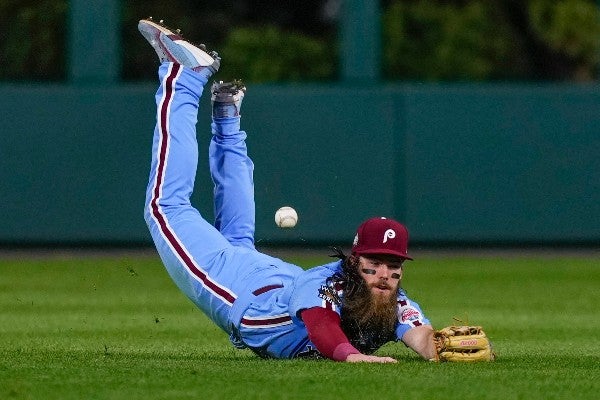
[0,0,68,81]
[217,26,336,82]
[527,0,600,80]
[121,0,337,81]
[1,0,599,82]
[383,0,526,81]
[382,0,600,81]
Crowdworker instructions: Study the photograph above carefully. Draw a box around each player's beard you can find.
[340,275,398,354]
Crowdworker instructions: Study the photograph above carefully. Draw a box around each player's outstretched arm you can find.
[402,324,437,360]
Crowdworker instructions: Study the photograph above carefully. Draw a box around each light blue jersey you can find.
[144,63,429,359]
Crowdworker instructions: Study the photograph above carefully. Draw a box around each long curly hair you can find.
[327,247,362,296]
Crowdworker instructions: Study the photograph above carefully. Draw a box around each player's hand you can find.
[345,353,398,363]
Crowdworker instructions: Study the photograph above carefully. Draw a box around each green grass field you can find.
[1,250,598,400]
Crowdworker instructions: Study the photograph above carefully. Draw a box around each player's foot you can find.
[211,80,246,118]
[138,17,220,78]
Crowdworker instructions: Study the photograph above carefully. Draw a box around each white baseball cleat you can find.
[138,17,220,75]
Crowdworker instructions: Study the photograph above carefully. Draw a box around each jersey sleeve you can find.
[300,307,360,361]
[288,261,343,318]
[395,293,431,340]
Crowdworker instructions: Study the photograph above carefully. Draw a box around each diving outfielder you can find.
[139,18,437,363]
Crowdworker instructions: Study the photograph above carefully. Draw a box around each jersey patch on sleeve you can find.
[318,284,341,309]
[398,305,424,326]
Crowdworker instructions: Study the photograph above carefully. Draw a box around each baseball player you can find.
[139,18,437,363]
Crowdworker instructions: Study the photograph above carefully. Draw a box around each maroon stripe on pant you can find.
[150,63,236,305]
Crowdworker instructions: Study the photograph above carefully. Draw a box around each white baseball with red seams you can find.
[275,206,298,228]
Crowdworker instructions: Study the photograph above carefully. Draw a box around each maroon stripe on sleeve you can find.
[252,284,284,296]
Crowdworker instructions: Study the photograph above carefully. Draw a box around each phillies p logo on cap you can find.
[351,217,413,260]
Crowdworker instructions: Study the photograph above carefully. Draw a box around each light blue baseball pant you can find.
[144,63,302,338]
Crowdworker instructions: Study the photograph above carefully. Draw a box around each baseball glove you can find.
[433,325,495,362]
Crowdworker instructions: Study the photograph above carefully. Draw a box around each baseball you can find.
[275,206,298,228]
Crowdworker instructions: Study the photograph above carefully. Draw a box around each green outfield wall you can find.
[1,82,598,246]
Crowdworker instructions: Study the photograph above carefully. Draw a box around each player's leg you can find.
[145,63,231,262]
[208,81,256,249]
[140,19,239,332]
[139,19,302,340]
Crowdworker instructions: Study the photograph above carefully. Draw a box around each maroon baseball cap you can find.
[351,217,413,260]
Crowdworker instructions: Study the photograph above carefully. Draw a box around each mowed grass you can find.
[0,250,598,400]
